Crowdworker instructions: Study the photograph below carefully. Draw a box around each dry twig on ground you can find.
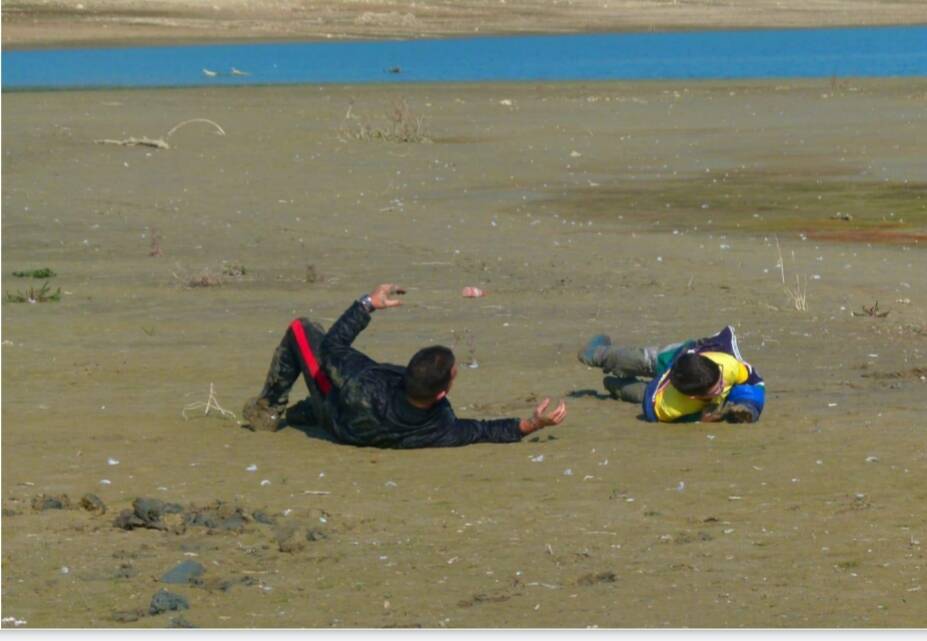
[182,383,237,421]
[96,118,226,150]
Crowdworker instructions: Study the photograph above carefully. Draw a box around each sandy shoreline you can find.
[2,78,926,627]
[4,0,927,48]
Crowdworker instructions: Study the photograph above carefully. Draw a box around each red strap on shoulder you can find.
[289,320,333,396]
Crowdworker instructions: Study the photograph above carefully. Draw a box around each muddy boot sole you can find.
[242,397,285,432]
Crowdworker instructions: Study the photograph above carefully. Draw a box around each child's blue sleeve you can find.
[726,383,766,421]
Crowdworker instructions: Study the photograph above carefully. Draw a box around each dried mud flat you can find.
[4,0,927,48]
[2,79,926,628]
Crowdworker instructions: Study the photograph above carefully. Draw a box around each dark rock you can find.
[113,509,149,531]
[114,498,184,531]
[2,507,20,517]
[134,498,182,524]
[161,560,205,585]
[252,510,275,525]
[32,494,71,511]
[80,493,107,514]
[184,502,248,532]
[169,616,196,628]
[148,589,189,615]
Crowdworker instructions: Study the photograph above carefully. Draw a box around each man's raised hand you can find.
[369,283,406,310]
[519,397,567,435]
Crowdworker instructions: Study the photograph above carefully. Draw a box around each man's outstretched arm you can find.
[407,397,568,448]
[320,283,405,373]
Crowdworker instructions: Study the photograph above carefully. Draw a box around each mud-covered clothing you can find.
[257,300,523,448]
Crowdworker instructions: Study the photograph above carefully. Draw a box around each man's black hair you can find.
[404,346,456,403]
[670,352,721,396]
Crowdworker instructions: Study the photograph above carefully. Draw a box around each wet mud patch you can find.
[538,173,927,241]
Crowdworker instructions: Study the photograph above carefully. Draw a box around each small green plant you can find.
[12,268,57,279]
[6,281,61,303]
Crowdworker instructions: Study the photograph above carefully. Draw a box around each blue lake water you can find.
[3,25,927,90]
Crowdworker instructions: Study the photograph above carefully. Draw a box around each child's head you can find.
[670,353,722,398]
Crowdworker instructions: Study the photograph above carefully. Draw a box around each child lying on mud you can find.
[243,283,567,447]
[577,326,765,423]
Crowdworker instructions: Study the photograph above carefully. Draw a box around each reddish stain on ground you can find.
[804,229,926,245]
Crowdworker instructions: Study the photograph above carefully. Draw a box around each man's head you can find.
[404,346,458,406]
[670,352,722,398]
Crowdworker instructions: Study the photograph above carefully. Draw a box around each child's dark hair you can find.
[405,346,456,403]
[670,353,721,396]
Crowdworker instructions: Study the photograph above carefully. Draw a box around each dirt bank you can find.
[2,79,926,627]
[4,0,927,48]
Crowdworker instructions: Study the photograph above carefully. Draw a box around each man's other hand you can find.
[519,398,567,435]
[369,283,406,309]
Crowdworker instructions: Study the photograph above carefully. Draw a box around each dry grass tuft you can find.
[339,99,430,143]
[172,261,247,289]
[775,236,809,312]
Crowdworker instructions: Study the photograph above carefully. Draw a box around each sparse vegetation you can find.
[12,268,56,278]
[149,228,163,257]
[172,261,248,288]
[6,281,61,303]
[339,99,430,143]
[853,301,890,318]
[775,236,809,312]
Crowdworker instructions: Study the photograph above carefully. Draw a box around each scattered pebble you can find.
[107,458,120,466]
[563,468,573,476]
[865,456,880,463]
[260,480,271,487]
[31,494,70,511]
[530,455,544,463]
[676,482,686,492]
[245,464,257,472]
[385,481,398,488]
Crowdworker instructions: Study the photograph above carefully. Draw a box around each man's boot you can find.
[242,397,286,432]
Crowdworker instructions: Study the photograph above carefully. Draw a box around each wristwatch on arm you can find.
[359,294,375,313]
